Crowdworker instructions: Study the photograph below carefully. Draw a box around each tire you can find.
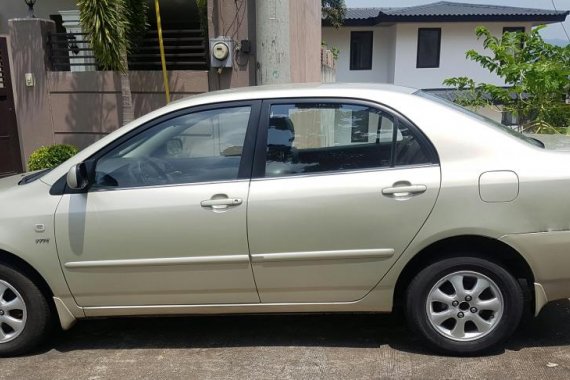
[0,264,53,356]
[406,256,524,355]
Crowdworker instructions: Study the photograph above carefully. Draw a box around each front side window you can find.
[94,106,252,188]
[350,31,373,70]
[417,28,441,68]
[263,103,432,178]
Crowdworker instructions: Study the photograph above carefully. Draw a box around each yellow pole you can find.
[155,0,170,103]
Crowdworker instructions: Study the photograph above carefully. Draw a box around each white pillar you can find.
[58,10,95,72]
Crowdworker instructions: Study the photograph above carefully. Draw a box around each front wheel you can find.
[0,264,53,356]
[406,256,525,355]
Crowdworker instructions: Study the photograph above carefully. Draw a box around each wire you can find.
[551,0,570,42]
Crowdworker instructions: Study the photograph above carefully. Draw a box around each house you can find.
[322,2,568,93]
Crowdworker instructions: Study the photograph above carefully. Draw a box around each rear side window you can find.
[263,103,432,178]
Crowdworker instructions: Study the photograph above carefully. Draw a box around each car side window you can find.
[93,106,252,188]
[263,103,430,178]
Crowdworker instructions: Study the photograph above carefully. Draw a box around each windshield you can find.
[414,90,544,148]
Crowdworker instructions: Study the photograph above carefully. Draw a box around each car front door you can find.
[55,102,261,307]
[247,99,441,303]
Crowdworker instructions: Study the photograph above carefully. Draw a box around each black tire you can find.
[406,256,524,356]
[0,264,53,356]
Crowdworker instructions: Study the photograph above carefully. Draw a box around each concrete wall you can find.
[8,18,208,166]
[392,21,534,89]
[322,25,396,84]
[47,71,208,148]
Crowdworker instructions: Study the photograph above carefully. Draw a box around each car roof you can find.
[169,82,418,108]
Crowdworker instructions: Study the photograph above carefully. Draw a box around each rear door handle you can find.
[200,197,243,209]
[382,184,427,197]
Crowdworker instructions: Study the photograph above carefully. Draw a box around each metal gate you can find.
[0,37,22,178]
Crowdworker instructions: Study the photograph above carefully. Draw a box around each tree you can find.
[78,0,149,125]
[444,26,570,133]
[322,0,346,29]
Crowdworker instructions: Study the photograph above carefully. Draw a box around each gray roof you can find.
[338,1,569,25]
[345,7,389,20]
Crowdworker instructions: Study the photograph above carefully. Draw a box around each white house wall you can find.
[322,25,396,83]
[392,21,534,89]
[326,21,535,89]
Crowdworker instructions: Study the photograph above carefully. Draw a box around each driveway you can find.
[0,300,568,379]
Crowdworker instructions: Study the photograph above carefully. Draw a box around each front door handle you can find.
[382,183,427,197]
[200,197,243,209]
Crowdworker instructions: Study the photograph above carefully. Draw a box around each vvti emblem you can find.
[35,239,50,245]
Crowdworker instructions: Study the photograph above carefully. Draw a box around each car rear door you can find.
[247,99,441,303]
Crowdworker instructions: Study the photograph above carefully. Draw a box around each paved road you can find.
[1,300,568,379]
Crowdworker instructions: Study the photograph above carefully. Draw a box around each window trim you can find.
[251,97,439,180]
[416,28,441,69]
[50,100,262,195]
[349,31,374,71]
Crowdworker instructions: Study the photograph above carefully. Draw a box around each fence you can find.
[321,48,336,83]
[48,28,209,71]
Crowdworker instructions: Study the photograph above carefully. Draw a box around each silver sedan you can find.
[0,83,568,356]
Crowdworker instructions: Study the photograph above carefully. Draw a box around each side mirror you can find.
[66,163,89,190]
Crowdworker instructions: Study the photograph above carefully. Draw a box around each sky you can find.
[344,0,570,42]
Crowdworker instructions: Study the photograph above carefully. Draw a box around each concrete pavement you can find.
[0,300,568,379]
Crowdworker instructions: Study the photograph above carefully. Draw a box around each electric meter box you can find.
[209,37,234,68]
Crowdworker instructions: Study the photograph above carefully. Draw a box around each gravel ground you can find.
[0,300,568,379]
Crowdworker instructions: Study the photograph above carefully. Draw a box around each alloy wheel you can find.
[0,279,27,343]
[425,270,503,342]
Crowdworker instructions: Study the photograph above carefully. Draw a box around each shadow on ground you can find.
[45,299,569,356]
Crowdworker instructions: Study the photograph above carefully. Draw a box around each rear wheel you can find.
[0,264,52,356]
[406,256,524,355]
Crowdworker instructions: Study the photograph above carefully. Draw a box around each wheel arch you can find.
[0,249,55,306]
[393,235,535,314]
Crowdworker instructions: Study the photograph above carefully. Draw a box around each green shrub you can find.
[28,144,79,171]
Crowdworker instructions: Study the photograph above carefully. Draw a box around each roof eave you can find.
[382,13,569,23]
[323,11,569,27]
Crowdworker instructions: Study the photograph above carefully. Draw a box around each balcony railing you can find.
[48,28,208,71]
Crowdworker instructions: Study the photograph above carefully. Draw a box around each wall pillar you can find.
[8,18,56,166]
[288,0,321,83]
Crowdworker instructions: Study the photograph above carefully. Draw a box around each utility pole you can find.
[255,0,291,84]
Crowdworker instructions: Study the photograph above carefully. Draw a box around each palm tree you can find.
[78,0,148,125]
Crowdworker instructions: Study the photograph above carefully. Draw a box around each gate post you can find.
[8,18,56,168]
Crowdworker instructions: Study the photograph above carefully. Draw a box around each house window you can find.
[417,28,441,68]
[503,27,525,34]
[503,27,525,48]
[501,111,519,126]
[350,31,373,70]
